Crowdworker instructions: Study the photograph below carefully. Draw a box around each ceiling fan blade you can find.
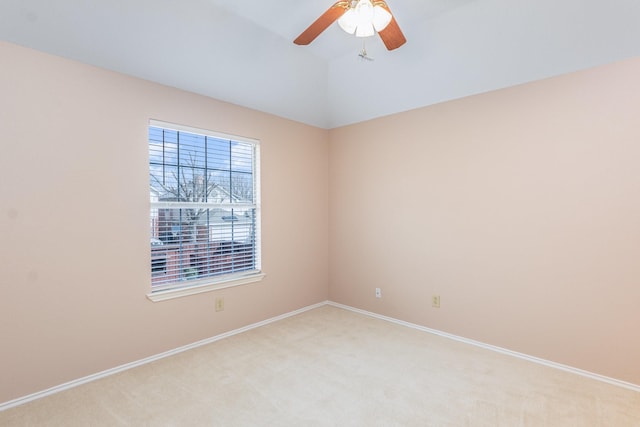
[376,3,406,50]
[294,2,348,45]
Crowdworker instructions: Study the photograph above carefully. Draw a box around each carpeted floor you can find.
[1,305,639,426]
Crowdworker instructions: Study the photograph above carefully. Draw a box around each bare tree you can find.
[151,154,218,242]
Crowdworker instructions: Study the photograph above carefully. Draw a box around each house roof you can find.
[1,0,639,129]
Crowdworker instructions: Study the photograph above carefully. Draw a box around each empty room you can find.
[1,0,639,425]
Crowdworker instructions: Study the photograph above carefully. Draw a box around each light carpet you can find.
[1,305,639,426]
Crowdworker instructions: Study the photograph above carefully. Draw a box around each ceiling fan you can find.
[294,0,406,51]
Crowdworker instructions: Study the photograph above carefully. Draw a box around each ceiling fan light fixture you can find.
[294,0,405,51]
[355,0,375,22]
[355,23,375,38]
[372,5,392,31]
[337,0,391,38]
[337,8,357,34]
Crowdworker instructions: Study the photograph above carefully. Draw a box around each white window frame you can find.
[147,120,264,302]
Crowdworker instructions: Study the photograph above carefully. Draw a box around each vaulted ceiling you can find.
[1,0,639,129]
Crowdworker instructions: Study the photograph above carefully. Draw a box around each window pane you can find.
[178,132,206,169]
[230,171,253,202]
[231,141,253,172]
[150,165,179,198]
[207,137,231,171]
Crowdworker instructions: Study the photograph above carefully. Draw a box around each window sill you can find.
[147,272,265,302]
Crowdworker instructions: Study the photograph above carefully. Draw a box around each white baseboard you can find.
[0,301,327,412]
[327,301,640,393]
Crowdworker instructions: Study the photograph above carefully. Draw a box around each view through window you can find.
[149,121,261,291]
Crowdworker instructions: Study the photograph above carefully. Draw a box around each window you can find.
[148,120,262,300]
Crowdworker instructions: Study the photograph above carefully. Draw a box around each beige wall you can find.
[329,57,640,385]
[2,38,639,404]
[0,41,329,403]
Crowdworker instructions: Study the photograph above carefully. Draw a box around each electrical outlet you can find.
[215,297,225,312]
[375,288,382,298]
[432,295,440,308]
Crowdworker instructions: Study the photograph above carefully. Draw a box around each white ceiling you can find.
[1,0,639,129]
